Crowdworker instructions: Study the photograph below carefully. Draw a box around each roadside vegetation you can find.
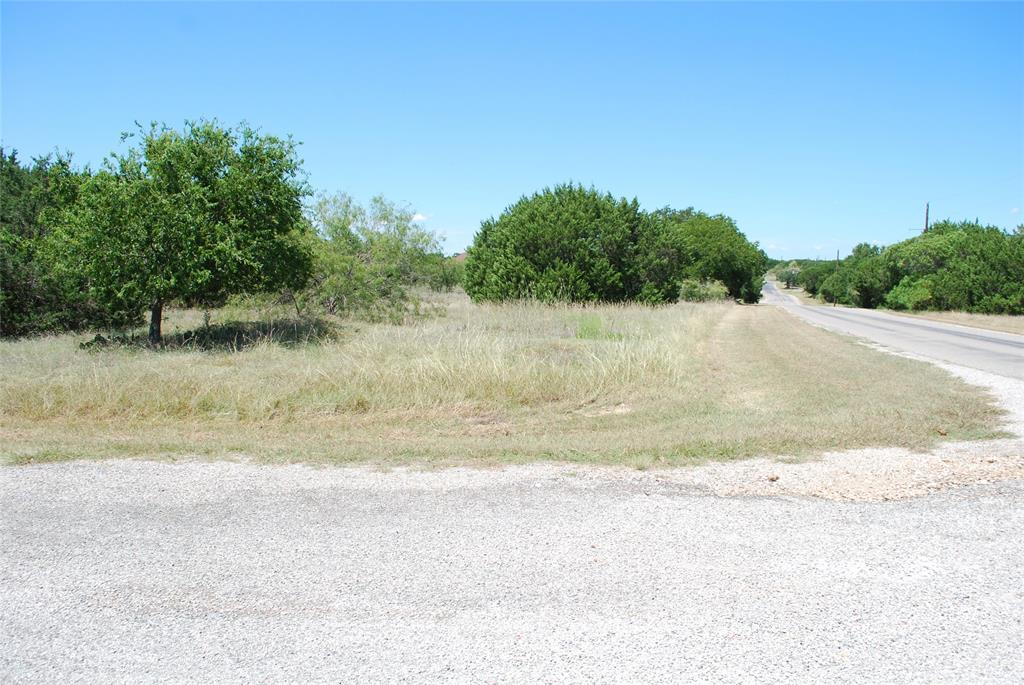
[774,222,1024,315]
[0,292,1003,466]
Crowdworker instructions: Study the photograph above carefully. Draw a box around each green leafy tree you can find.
[48,121,313,343]
[1,149,99,336]
[464,183,644,302]
[816,243,882,306]
[775,261,800,288]
[465,185,766,304]
[806,224,1022,313]
[840,244,884,308]
[795,261,835,296]
[881,220,1024,313]
[420,253,465,292]
[818,269,850,304]
[643,208,767,303]
[777,269,798,288]
[298,192,442,321]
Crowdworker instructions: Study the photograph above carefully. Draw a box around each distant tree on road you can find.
[776,261,801,289]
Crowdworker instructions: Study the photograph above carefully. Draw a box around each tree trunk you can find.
[149,300,163,345]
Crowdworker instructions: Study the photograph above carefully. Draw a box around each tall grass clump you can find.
[0,293,723,423]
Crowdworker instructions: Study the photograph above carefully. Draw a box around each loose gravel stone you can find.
[2,459,1023,683]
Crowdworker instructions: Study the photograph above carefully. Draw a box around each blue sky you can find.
[2,2,1022,259]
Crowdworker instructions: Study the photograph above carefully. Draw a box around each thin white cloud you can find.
[1012,207,1020,214]
[412,213,428,222]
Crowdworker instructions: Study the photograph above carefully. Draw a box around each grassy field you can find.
[0,292,1005,468]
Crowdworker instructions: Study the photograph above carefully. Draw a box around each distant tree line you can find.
[791,221,1024,313]
[3,126,769,342]
[464,183,766,304]
[1,121,458,341]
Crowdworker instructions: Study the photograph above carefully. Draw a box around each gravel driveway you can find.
[2,460,1022,683]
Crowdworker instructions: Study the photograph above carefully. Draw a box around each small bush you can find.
[885,276,934,311]
[296,193,446,323]
[678,279,729,302]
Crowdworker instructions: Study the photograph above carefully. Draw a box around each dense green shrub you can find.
[795,261,835,296]
[880,221,1023,313]
[48,121,314,343]
[799,221,1023,314]
[678,279,729,302]
[0,149,107,337]
[884,276,935,311]
[775,261,800,288]
[464,183,766,305]
[643,208,767,303]
[422,254,465,293]
[464,184,644,303]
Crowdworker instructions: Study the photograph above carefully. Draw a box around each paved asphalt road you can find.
[2,462,1023,683]
[762,281,1023,380]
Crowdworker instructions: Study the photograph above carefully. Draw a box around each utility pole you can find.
[924,202,930,233]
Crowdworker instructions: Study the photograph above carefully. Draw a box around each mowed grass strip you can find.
[0,293,1005,467]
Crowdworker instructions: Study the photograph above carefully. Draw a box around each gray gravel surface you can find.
[2,460,1023,683]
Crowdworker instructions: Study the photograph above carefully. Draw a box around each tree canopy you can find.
[297,192,446,322]
[464,183,766,304]
[0,149,99,337]
[797,221,1024,314]
[47,121,314,342]
[464,184,645,303]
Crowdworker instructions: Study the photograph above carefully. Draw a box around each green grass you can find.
[0,292,1005,467]
[575,313,624,341]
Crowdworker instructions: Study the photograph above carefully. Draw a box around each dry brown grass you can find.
[885,310,1024,336]
[0,293,1004,467]
[788,287,828,306]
